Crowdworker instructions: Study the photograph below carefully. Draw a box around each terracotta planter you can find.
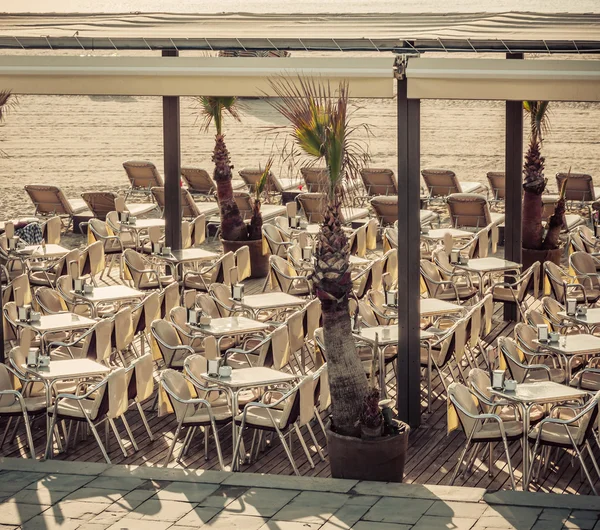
[221,238,270,278]
[326,420,410,482]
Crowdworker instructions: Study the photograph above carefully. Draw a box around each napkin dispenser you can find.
[492,370,505,390]
[153,242,162,255]
[232,283,244,301]
[187,309,199,326]
[38,354,50,368]
[302,246,313,261]
[7,237,17,251]
[289,216,299,229]
[566,298,577,316]
[537,324,549,342]
[207,358,221,377]
[385,289,398,307]
[450,249,459,264]
[27,348,38,368]
[84,283,94,295]
[162,246,171,257]
[73,278,84,294]
[18,305,32,322]
[119,211,130,224]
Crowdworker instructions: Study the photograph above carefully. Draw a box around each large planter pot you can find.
[522,247,563,271]
[221,238,270,278]
[326,420,410,482]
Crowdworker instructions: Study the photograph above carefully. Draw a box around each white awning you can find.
[405,58,600,102]
[0,56,395,98]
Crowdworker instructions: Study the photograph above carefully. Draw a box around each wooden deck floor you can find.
[2,269,598,496]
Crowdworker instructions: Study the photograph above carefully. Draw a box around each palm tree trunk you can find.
[212,134,247,241]
[522,190,544,250]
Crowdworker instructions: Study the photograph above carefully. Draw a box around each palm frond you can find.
[0,90,17,123]
[195,96,242,135]
[524,100,551,143]
[255,157,273,200]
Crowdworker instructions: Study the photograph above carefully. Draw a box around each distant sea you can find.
[2,0,599,13]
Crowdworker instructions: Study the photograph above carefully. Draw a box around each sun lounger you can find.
[181,167,245,198]
[422,169,487,202]
[486,172,505,205]
[123,161,164,199]
[297,192,369,224]
[239,168,298,195]
[82,191,157,220]
[24,185,91,229]
[370,195,439,227]
[233,191,287,221]
[360,168,398,197]
[300,167,359,197]
[542,195,584,232]
[447,193,504,229]
[151,187,219,219]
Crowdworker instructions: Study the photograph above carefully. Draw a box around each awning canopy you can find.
[1,12,600,54]
[405,58,600,102]
[0,55,395,97]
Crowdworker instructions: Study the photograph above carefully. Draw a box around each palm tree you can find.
[197,96,247,241]
[522,101,556,250]
[0,90,16,158]
[268,77,369,437]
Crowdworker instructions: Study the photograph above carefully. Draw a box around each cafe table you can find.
[200,366,298,469]
[17,313,97,354]
[71,285,146,317]
[558,309,600,334]
[455,257,521,294]
[21,358,110,453]
[152,248,219,280]
[189,316,270,350]
[490,381,589,490]
[534,334,600,380]
[119,218,165,249]
[15,244,70,260]
[420,299,464,318]
[421,228,473,242]
[231,293,306,320]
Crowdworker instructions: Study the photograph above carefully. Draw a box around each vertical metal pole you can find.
[162,49,182,251]
[397,72,421,428]
[0,283,4,363]
[504,52,524,321]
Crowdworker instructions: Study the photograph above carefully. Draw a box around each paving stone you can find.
[124,499,195,522]
[353,482,485,503]
[0,501,50,525]
[21,515,83,530]
[320,504,370,529]
[224,488,300,517]
[26,474,97,493]
[53,501,112,521]
[62,488,128,504]
[102,465,225,484]
[484,491,600,512]
[0,458,108,476]
[223,472,357,493]
[105,520,173,530]
[197,485,247,508]
[425,501,488,519]
[195,513,267,529]
[564,520,598,530]
[260,522,322,529]
[0,471,46,492]
[539,509,572,521]
[88,511,130,526]
[173,506,222,527]
[104,490,158,512]
[344,494,380,507]
[531,521,564,530]
[412,515,478,530]
[11,488,71,505]
[352,523,413,530]
[0,526,18,530]
[152,481,218,503]
[571,511,600,521]
[77,524,111,530]
[363,497,435,525]
[482,505,542,527]
[84,477,146,492]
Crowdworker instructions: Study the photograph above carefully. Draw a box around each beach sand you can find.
[1,51,600,222]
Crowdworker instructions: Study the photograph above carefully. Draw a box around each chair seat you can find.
[29,271,57,286]
[473,420,523,441]
[125,203,157,217]
[234,406,288,428]
[594,187,600,201]
[105,236,136,253]
[184,405,232,425]
[341,207,369,223]
[0,395,47,414]
[528,422,581,446]
[435,285,478,301]
[275,178,299,191]
[140,275,176,290]
[490,212,505,225]
[68,198,89,214]
[498,404,545,423]
[524,367,566,384]
[49,397,98,420]
[490,286,522,303]
[460,182,487,195]
[570,371,600,391]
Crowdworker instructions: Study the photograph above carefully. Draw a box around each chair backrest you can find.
[232,192,254,219]
[170,306,193,345]
[468,368,493,413]
[573,390,600,445]
[239,168,280,192]
[0,364,17,407]
[544,261,568,302]
[192,215,206,246]
[300,167,329,193]
[42,216,62,244]
[161,282,180,317]
[525,308,549,329]
[209,283,235,317]
[513,322,538,356]
[270,255,298,293]
[419,259,442,296]
[556,172,595,202]
[304,298,322,341]
[297,193,327,224]
[160,369,193,423]
[542,296,566,330]
[123,249,148,289]
[91,318,114,364]
[514,262,540,303]
[196,293,221,318]
[81,192,117,220]
[447,193,491,228]
[89,218,110,240]
[129,353,154,402]
[422,169,460,197]
[570,251,598,277]
[114,306,134,351]
[4,274,32,305]
[286,309,306,354]
[24,185,71,216]
[279,375,313,429]
[123,161,164,190]
[82,241,105,281]
[235,245,251,281]
[263,224,289,257]
[354,259,383,299]
[365,218,379,251]
[448,382,480,435]
[35,287,65,314]
[498,336,527,382]
[360,168,398,196]
[569,231,586,254]
[383,227,398,250]
[348,224,367,258]
[138,291,161,334]
[370,196,398,226]
[151,319,182,366]
[270,324,290,370]
[579,225,599,253]
[181,167,214,194]
[486,172,505,200]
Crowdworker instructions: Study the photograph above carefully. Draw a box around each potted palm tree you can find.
[268,77,409,482]
[521,101,565,269]
[197,96,270,277]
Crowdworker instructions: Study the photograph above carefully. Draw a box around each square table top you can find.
[420,298,464,317]
[18,313,96,333]
[455,257,522,273]
[201,366,297,389]
[190,316,269,337]
[22,358,110,380]
[558,309,600,326]
[353,325,434,346]
[154,248,219,264]
[490,381,589,405]
[72,285,145,303]
[120,219,165,230]
[535,334,600,355]
[421,228,473,241]
[235,293,306,310]
[16,244,69,259]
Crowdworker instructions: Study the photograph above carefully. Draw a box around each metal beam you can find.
[396,74,421,428]
[504,52,524,321]
[162,49,182,252]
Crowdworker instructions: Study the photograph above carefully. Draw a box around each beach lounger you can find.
[123,160,164,200]
[370,195,438,227]
[447,193,504,229]
[233,191,287,221]
[297,192,369,224]
[180,167,245,199]
[422,169,487,202]
[542,195,584,233]
[151,187,219,219]
[239,168,297,196]
[556,172,599,219]
[300,167,359,197]
[82,191,157,220]
[24,185,90,229]
[486,171,505,205]
[360,168,398,197]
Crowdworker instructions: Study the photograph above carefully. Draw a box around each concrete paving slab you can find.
[363,497,435,525]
